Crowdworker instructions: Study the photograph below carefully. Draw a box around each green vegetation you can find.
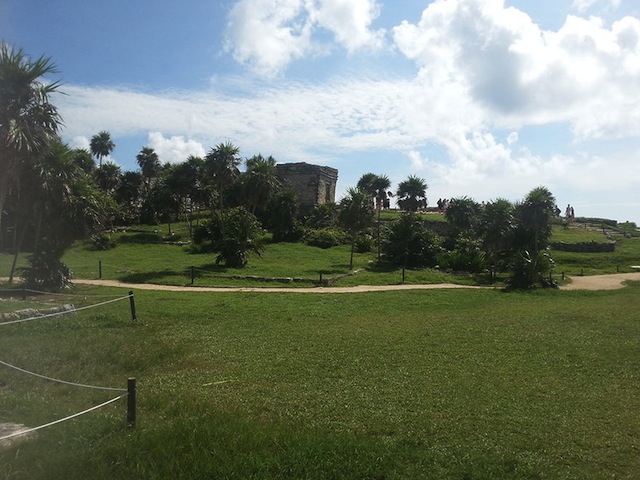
[1,285,639,479]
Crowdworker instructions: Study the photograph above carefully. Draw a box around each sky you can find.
[2,0,640,223]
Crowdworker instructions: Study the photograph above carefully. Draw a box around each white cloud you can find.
[147,132,206,164]
[70,135,90,151]
[571,0,622,14]
[308,0,385,52]
[392,0,640,139]
[225,0,384,76]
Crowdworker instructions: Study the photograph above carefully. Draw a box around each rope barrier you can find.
[0,359,127,392]
[0,294,132,326]
[23,289,126,298]
[0,393,128,442]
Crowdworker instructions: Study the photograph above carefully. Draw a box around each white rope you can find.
[0,359,127,392]
[23,288,125,298]
[0,294,132,326]
[0,393,128,442]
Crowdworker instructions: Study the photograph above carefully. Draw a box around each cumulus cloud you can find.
[147,132,206,164]
[225,0,384,76]
[392,0,640,139]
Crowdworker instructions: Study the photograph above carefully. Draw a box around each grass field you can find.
[1,283,639,479]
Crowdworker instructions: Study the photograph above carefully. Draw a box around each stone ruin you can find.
[275,162,338,213]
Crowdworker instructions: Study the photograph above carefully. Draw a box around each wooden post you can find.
[402,268,406,283]
[22,286,26,301]
[99,260,102,279]
[191,266,195,285]
[127,377,136,428]
[319,272,323,285]
[129,291,137,322]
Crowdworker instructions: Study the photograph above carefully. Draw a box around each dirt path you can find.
[70,272,640,292]
[558,272,640,291]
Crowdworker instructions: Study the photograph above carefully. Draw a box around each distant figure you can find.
[570,206,575,221]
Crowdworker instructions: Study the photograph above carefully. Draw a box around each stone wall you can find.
[550,241,616,253]
[276,162,338,211]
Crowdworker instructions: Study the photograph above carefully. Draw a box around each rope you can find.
[0,393,128,442]
[23,289,126,298]
[0,359,127,392]
[0,294,132,326]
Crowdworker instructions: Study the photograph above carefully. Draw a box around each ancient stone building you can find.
[276,162,338,212]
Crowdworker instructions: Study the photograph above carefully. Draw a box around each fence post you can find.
[99,260,102,279]
[127,377,136,428]
[22,286,26,301]
[129,291,137,322]
[191,266,195,285]
[402,268,406,283]
[319,272,323,285]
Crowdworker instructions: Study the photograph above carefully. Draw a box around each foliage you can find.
[510,186,558,288]
[354,233,374,253]
[338,188,375,269]
[20,248,73,291]
[89,233,116,251]
[265,188,303,242]
[382,213,441,268]
[438,236,487,273]
[444,196,482,232]
[304,202,338,229]
[396,175,428,212]
[304,228,347,249]
[198,206,265,268]
[89,131,114,167]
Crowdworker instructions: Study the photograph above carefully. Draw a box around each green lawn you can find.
[1,284,639,479]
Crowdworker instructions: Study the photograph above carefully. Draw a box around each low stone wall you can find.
[550,241,615,253]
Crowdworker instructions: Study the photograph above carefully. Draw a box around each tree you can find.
[136,146,160,190]
[396,175,428,212]
[95,162,121,192]
[338,188,374,270]
[204,206,264,268]
[114,171,143,224]
[0,44,62,251]
[72,148,95,174]
[357,173,392,260]
[383,213,440,269]
[511,186,557,288]
[444,196,481,233]
[478,198,516,272]
[242,154,280,216]
[265,188,301,242]
[204,142,242,212]
[90,131,114,168]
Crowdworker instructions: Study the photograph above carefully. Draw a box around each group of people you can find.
[565,204,575,223]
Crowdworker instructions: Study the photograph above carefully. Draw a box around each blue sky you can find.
[2,0,640,222]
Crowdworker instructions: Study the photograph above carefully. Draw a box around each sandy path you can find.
[70,272,640,292]
[558,272,640,291]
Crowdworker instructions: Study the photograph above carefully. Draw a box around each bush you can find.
[304,228,347,249]
[20,251,73,292]
[354,233,374,253]
[89,233,116,251]
[382,214,441,268]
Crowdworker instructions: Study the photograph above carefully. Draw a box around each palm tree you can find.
[512,186,557,288]
[396,175,428,213]
[357,173,393,260]
[478,198,516,271]
[0,44,62,250]
[338,187,374,269]
[90,131,114,168]
[444,196,481,233]
[136,146,160,190]
[95,162,121,192]
[243,154,280,215]
[204,142,241,213]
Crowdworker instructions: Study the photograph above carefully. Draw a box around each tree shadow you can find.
[117,233,162,244]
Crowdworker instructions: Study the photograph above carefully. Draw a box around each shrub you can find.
[89,233,116,251]
[382,214,441,268]
[304,228,347,249]
[354,233,374,253]
[20,251,73,291]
